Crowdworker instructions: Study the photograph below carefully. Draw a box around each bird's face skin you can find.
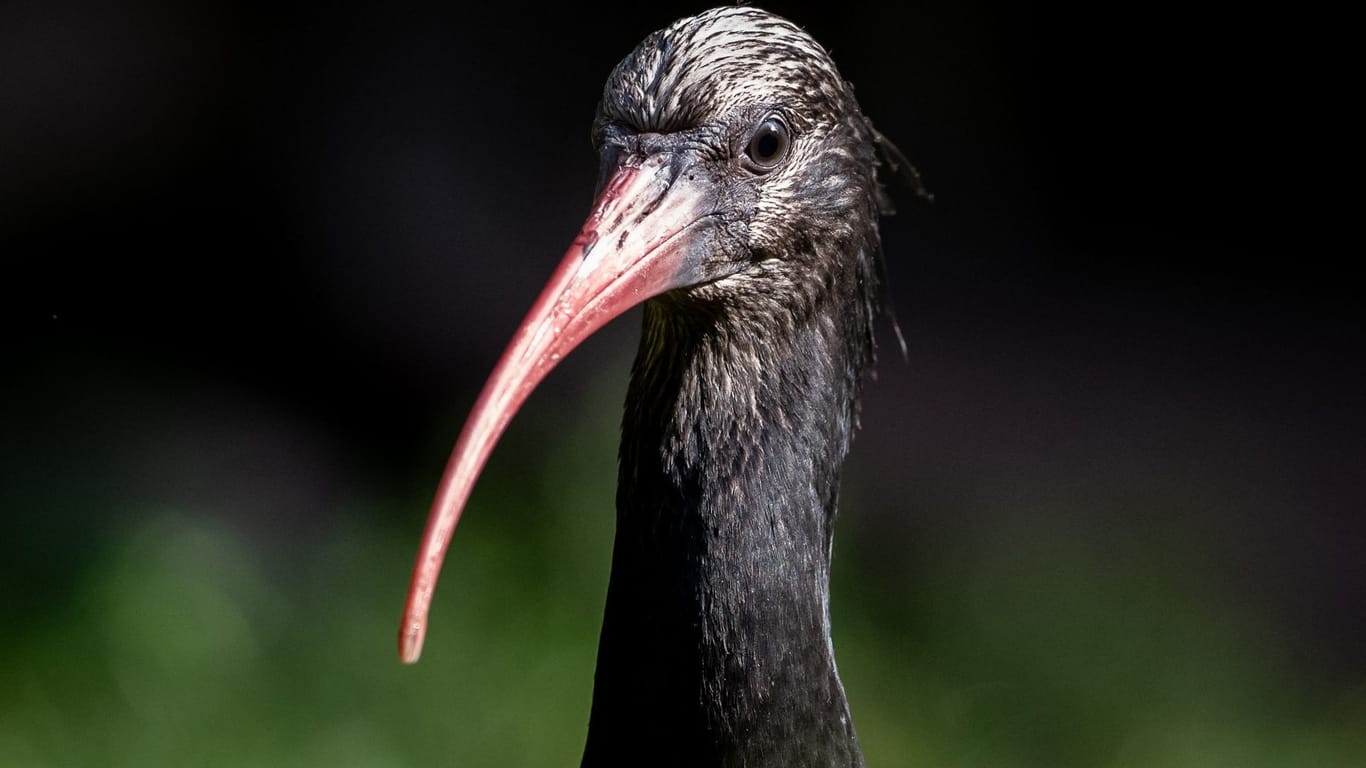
[399,6,882,663]
[592,8,880,309]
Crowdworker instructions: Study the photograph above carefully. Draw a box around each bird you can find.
[399,6,918,766]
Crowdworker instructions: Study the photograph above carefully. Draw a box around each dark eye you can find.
[745,116,790,170]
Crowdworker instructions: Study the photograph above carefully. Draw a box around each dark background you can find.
[3,1,1361,765]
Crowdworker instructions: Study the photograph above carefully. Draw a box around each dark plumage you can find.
[401,7,907,767]
[587,9,882,767]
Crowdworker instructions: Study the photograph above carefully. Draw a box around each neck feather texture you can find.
[581,246,877,768]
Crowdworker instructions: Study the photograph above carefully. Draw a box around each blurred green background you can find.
[5,332,1363,767]
[3,1,1361,766]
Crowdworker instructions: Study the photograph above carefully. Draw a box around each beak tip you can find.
[399,636,424,665]
[399,619,426,664]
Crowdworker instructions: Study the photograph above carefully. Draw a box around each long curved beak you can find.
[399,152,713,663]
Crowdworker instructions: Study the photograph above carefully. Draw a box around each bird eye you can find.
[745,116,790,170]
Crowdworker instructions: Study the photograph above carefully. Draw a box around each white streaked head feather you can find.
[601,7,850,133]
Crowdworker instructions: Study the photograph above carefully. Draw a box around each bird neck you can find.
[582,256,875,767]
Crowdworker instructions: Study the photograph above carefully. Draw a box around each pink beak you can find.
[400,151,716,662]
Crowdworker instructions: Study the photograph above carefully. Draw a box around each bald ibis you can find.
[400,7,917,765]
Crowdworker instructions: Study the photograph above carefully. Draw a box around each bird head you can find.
[400,6,891,663]
[591,7,885,312]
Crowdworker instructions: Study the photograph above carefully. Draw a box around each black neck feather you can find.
[581,238,878,767]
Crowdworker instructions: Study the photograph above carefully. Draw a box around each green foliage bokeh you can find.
[2,367,1362,767]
